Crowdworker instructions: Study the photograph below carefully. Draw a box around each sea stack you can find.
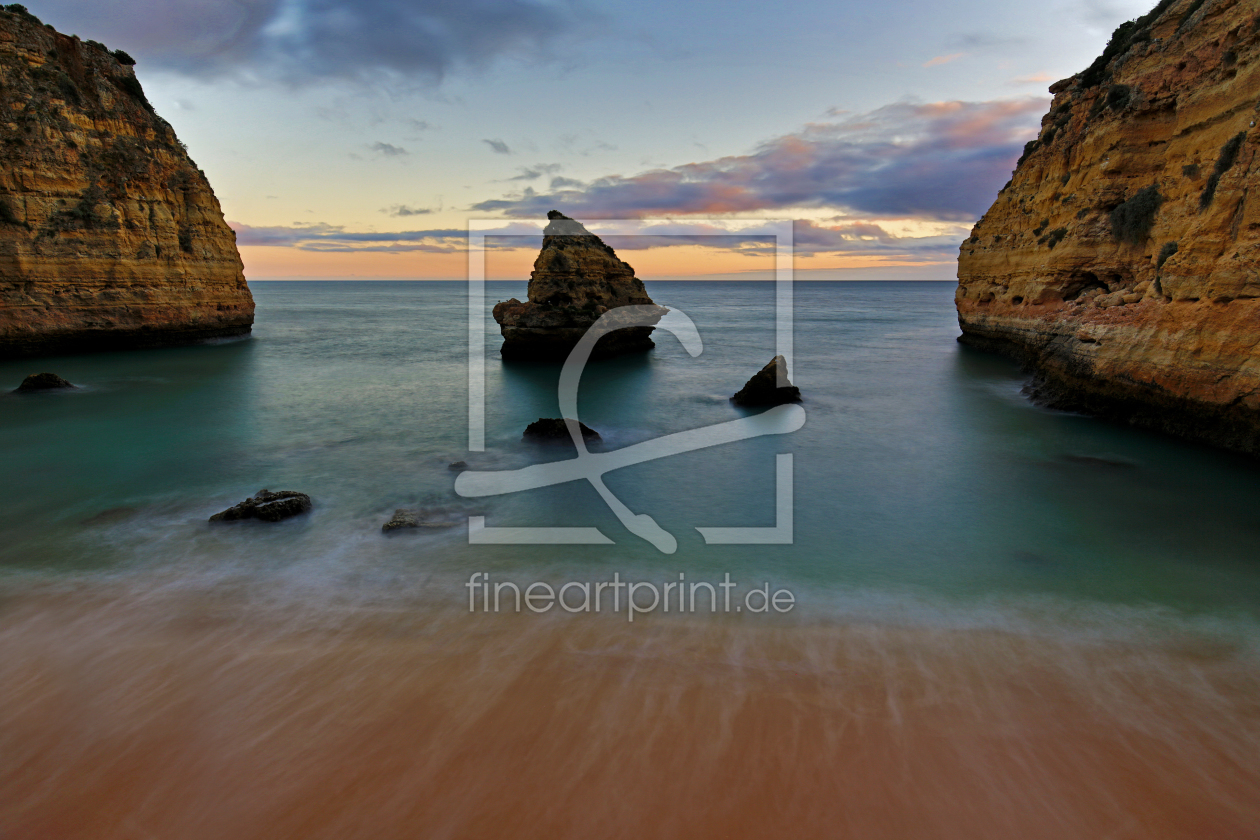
[732,355,801,406]
[956,0,1260,453]
[0,7,254,359]
[492,211,666,360]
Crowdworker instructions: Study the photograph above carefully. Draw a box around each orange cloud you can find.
[923,53,965,68]
[1011,72,1055,85]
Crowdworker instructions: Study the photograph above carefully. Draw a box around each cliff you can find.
[492,211,666,360]
[0,6,252,358]
[956,0,1260,452]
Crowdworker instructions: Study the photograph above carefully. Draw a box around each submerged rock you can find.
[210,489,311,523]
[522,417,602,444]
[492,211,667,361]
[732,356,801,406]
[14,372,75,392]
[381,507,463,532]
[382,509,420,531]
[448,460,468,471]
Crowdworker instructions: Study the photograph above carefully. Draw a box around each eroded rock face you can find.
[732,355,801,407]
[0,8,254,359]
[492,211,666,360]
[956,0,1260,453]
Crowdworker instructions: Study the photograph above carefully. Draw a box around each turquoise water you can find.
[3,280,1260,626]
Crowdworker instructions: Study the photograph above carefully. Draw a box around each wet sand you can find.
[2,585,1259,839]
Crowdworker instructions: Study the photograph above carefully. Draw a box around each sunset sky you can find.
[36,0,1155,279]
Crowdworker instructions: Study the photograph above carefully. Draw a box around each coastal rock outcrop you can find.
[492,211,666,360]
[0,7,254,359]
[522,417,602,443]
[209,489,311,523]
[14,371,74,391]
[732,355,801,406]
[956,0,1260,453]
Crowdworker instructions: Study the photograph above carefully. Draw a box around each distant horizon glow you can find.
[29,0,1159,280]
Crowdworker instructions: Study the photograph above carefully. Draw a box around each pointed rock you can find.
[492,211,667,360]
[732,356,801,406]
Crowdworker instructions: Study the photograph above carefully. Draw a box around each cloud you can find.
[549,176,585,189]
[471,98,1046,222]
[229,218,968,260]
[946,32,1026,50]
[370,142,409,157]
[40,0,580,85]
[483,139,513,155]
[232,222,466,252]
[923,53,965,68]
[507,163,562,181]
[381,205,433,216]
[1011,72,1056,86]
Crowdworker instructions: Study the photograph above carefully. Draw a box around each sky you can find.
[34,0,1157,280]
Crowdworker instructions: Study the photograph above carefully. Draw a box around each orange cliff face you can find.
[0,7,253,359]
[956,0,1260,453]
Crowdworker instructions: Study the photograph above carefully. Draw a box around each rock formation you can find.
[732,355,801,406]
[13,371,73,391]
[522,417,602,443]
[956,0,1260,453]
[492,211,666,360]
[209,489,311,523]
[381,507,462,532]
[0,7,253,359]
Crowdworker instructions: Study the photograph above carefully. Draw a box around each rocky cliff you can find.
[956,0,1260,452]
[0,6,252,358]
[493,211,666,360]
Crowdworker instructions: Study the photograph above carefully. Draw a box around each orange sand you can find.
[2,586,1259,839]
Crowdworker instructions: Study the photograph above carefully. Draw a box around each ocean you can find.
[2,280,1258,838]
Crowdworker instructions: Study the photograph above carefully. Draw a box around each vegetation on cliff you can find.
[956,0,1260,453]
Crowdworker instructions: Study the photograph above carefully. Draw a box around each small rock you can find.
[382,509,420,531]
[381,507,464,532]
[523,418,601,443]
[81,506,138,526]
[448,461,468,471]
[1134,280,1151,295]
[14,372,75,393]
[1121,292,1143,304]
[210,489,312,523]
[732,355,801,406]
